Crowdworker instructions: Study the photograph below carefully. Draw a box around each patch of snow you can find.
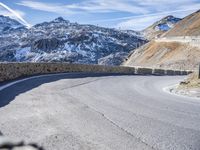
[15,47,31,61]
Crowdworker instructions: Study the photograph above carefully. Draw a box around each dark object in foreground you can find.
[198,63,200,79]
[0,133,44,150]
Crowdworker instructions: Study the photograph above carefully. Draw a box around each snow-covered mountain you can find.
[0,15,24,33]
[143,16,181,40]
[0,16,147,65]
[154,16,181,31]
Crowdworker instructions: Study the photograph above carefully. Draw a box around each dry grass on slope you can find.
[123,41,200,70]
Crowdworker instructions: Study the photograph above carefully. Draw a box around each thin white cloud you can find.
[115,1,200,30]
[66,0,149,14]
[17,1,76,15]
[16,0,200,30]
[116,7,200,31]
[116,15,162,31]
[178,3,200,13]
[136,0,200,13]
[93,7,200,23]
[17,0,149,14]
[0,2,31,27]
[137,0,194,6]
[0,9,25,18]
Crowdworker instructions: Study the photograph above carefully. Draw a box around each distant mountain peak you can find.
[0,15,24,33]
[54,17,65,21]
[0,15,21,24]
[163,15,175,19]
[0,15,5,18]
[52,17,70,23]
[157,16,181,28]
[196,9,200,13]
[143,15,181,40]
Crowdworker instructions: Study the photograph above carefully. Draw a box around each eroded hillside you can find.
[124,41,200,70]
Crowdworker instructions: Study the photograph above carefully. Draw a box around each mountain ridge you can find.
[0,15,147,65]
[0,15,25,33]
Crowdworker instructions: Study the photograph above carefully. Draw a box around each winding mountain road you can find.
[155,36,200,48]
[0,73,200,150]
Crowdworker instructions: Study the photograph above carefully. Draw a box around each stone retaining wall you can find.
[0,63,193,82]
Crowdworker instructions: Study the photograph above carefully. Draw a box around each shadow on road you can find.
[0,73,129,108]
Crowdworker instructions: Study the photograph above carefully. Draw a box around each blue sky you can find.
[0,0,200,31]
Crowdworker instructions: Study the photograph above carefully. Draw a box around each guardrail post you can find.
[199,63,200,79]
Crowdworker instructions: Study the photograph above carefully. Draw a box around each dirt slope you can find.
[123,41,200,70]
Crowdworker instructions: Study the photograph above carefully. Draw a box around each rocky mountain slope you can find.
[0,15,24,33]
[143,16,181,40]
[0,16,146,65]
[164,10,200,37]
[124,10,200,70]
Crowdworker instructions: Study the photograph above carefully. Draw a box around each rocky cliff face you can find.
[0,16,147,65]
[31,38,62,52]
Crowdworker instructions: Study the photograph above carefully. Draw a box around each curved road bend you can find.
[0,73,200,150]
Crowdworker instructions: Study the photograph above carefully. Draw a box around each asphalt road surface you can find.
[0,73,200,150]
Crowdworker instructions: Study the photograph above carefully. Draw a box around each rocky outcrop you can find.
[31,38,63,52]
